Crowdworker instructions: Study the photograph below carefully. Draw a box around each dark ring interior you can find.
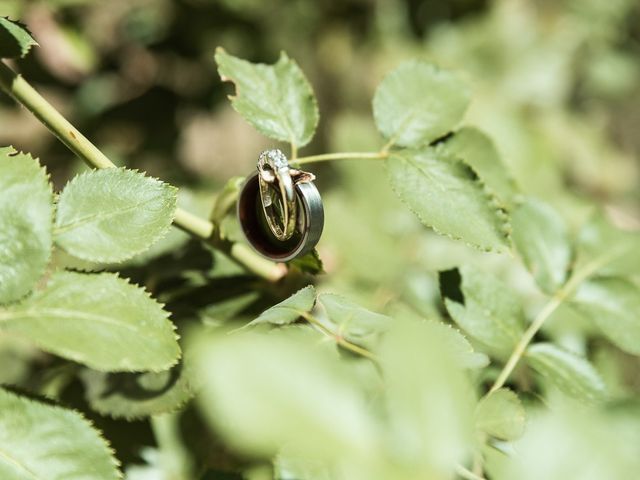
[238,174,306,260]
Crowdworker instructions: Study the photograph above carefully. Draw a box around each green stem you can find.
[299,311,378,362]
[488,256,610,394]
[151,413,194,480]
[291,151,388,166]
[0,60,284,282]
[227,242,288,282]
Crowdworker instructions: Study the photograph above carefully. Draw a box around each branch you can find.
[0,60,285,282]
[488,254,614,394]
[291,151,388,166]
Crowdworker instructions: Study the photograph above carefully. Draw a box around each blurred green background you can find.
[2,0,639,300]
[1,0,640,477]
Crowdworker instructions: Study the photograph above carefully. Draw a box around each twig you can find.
[0,60,285,282]
[291,151,388,166]
[488,255,612,394]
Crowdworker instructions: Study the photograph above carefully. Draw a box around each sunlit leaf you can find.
[247,285,316,327]
[0,271,180,371]
[54,168,177,263]
[387,148,510,251]
[373,60,470,147]
[215,48,319,147]
[195,329,376,460]
[430,320,490,369]
[316,293,391,349]
[0,17,37,58]
[511,199,571,294]
[576,213,640,276]
[0,147,53,304]
[380,320,475,477]
[475,388,525,441]
[572,277,640,355]
[526,343,606,402]
[444,265,525,358]
[441,127,518,207]
[0,388,120,480]
[496,404,640,480]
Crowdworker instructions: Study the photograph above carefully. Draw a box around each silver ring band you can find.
[237,171,324,262]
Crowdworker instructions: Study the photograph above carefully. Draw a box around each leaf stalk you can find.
[488,255,612,394]
[291,151,388,166]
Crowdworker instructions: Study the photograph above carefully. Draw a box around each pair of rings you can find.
[237,149,324,262]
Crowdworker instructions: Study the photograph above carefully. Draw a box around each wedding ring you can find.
[238,167,324,262]
[257,149,297,241]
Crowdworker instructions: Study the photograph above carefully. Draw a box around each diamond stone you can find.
[260,149,288,170]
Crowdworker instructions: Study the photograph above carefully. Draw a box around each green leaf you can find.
[444,265,525,358]
[200,292,260,326]
[373,60,470,147]
[54,168,177,263]
[316,293,391,349]
[289,249,324,275]
[475,388,526,441]
[440,127,518,207]
[576,213,640,276]
[0,388,120,480]
[380,320,475,477]
[526,343,606,402]
[0,271,180,371]
[210,175,244,226]
[81,363,193,420]
[571,277,640,355]
[0,18,38,59]
[195,328,376,460]
[511,199,571,294]
[215,48,319,147]
[247,285,316,327]
[428,321,489,369]
[0,147,53,304]
[496,404,640,480]
[387,148,510,251]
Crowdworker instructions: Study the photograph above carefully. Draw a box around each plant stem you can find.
[0,60,284,282]
[299,311,378,362]
[228,242,288,282]
[171,209,211,239]
[151,413,194,480]
[488,256,609,394]
[291,151,388,166]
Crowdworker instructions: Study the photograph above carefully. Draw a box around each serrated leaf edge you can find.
[386,148,512,253]
[0,387,123,479]
[372,59,472,148]
[215,47,319,147]
[526,343,607,402]
[54,167,178,264]
[246,284,317,328]
[0,147,55,305]
[6,271,181,373]
[475,387,526,440]
[0,17,39,58]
